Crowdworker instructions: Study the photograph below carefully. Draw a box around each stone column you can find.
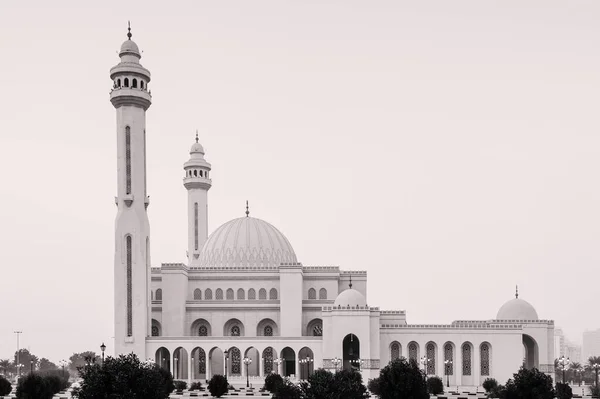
[295,358,300,380]
[206,355,211,381]
[259,357,264,378]
[187,353,192,386]
[170,356,175,379]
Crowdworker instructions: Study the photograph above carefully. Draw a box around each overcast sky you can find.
[0,0,599,363]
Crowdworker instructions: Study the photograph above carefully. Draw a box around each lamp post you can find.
[243,357,252,387]
[224,351,229,380]
[444,359,453,387]
[100,343,106,364]
[273,358,283,375]
[421,356,430,380]
[591,362,600,387]
[558,356,570,383]
[59,360,67,379]
[351,358,363,370]
[14,331,22,380]
[332,357,341,372]
[299,357,314,380]
[578,367,584,386]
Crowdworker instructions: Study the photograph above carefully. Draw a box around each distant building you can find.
[583,329,600,361]
[555,329,565,359]
[565,344,582,363]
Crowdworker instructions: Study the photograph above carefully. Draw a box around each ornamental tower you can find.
[110,24,152,358]
[183,132,212,265]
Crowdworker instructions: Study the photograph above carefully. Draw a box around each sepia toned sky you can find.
[0,0,599,363]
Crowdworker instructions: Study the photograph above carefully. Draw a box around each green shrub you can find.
[207,375,228,398]
[555,382,572,399]
[483,378,498,393]
[273,380,301,399]
[589,385,600,398]
[38,370,69,391]
[0,375,12,396]
[189,381,202,391]
[16,373,55,399]
[173,380,187,391]
[377,358,428,399]
[264,373,284,393]
[488,384,505,398]
[426,376,444,395]
[368,377,381,396]
[504,368,555,399]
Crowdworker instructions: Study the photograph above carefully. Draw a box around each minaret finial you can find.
[515,285,519,299]
[127,21,132,40]
[195,130,199,143]
[245,200,249,217]
[349,275,353,289]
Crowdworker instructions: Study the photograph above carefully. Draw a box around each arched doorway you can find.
[209,347,224,377]
[244,347,260,377]
[280,347,296,377]
[155,347,170,372]
[298,347,315,380]
[191,347,207,380]
[343,333,360,371]
[173,347,188,380]
[522,335,538,369]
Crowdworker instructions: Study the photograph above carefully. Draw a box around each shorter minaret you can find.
[183,132,212,265]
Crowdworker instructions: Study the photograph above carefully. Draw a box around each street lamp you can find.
[421,356,430,380]
[577,366,584,386]
[444,359,453,387]
[331,357,341,372]
[299,357,314,379]
[273,358,283,375]
[224,351,229,380]
[243,357,252,387]
[351,358,364,370]
[558,356,570,383]
[59,360,67,379]
[591,362,600,387]
[100,343,106,364]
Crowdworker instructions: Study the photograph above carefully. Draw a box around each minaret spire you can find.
[246,200,250,217]
[195,130,199,143]
[127,21,132,40]
[515,285,519,299]
[349,275,353,289]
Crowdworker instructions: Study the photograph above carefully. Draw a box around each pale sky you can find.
[0,0,599,363]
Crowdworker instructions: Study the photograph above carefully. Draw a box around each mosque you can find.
[110,28,555,387]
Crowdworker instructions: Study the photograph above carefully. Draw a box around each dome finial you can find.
[195,130,199,143]
[245,200,249,217]
[127,21,132,40]
[349,275,353,289]
[515,285,519,299]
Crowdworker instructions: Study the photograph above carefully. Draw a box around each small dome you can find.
[120,40,140,57]
[334,288,367,308]
[496,298,539,320]
[190,142,205,155]
[200,216,297,268]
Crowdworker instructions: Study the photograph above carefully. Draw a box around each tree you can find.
[72,353,174,399]
[367,378,381,396]
[69,352,100,373]
[13,350,38,374]
[298,368,369,399]
[503,367,555,399]
[376,358,428,399]
[299,369,335,399]
[264,373,284,393]
[0,375,12,396]
[426,376,443,395]
[483,378,498,393]
[15,373,59,399]
[0,359,11,377]
[38,358,58,372]
[555,382,572,399]
[207,374,228,398]
[588,356,600,387]
[273,379,301,399]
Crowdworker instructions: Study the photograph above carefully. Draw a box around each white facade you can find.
[111,31,555,387]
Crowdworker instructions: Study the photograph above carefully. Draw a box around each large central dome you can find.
[199,216,297,268]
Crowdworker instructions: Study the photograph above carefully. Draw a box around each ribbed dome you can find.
[496,298,539,320]
[334,289,367,308]
[199,217,297,268]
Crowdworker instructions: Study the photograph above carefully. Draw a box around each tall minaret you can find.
[110,24,152,358]
[183,132,212,265]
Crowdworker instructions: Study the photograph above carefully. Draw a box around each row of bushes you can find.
[482,372,599,399]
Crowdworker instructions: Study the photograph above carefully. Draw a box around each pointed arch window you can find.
[226,288,234,300]
[248,288,256,300]
[408,342,418,362]
[237,288,245,300]
[308,288,316,299]
[263,348,274,375]
[391,342,400,361]
[444,343,454,375]
[480,343,490,376]
[259,288,267,300]
[205,288,212,300]
[125,127,131,195]
[462,343,472,376]
[155,288,162,301]
[269,288,278,300]
[193,288,201,300]
[426,343,436,375]
[319,288,327,299]
[126,235,132,337]
[215,289,223,300]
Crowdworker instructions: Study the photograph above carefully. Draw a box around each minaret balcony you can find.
[110,88,152,110]
[183,177,212,190]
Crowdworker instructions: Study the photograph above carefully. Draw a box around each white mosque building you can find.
[110,28,555,387]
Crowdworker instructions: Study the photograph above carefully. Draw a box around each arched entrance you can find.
[155,347,170,372]
[523,334,538,369]
[298,347,315,380]
[280,347,296,377]
[209,347,224,377]
[191,347,207,380]
[173,347,188,380]
[244,347,260,377]
[343,333,360,371]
